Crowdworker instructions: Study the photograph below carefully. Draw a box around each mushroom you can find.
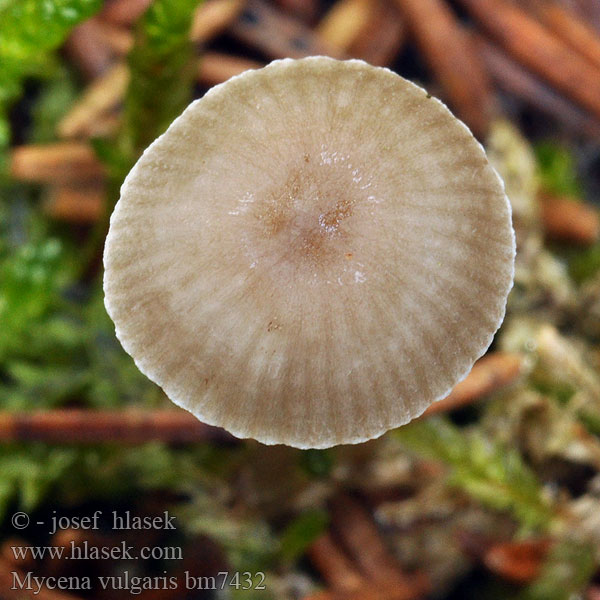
[104,57,515,449]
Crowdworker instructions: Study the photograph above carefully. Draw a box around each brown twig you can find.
[229,0,345,60]
[10,143,105,184]
[483,538,552,583]
[135,535,227,600]
[308,532,365,592]
[190,0,247,44]
[329,494,405,584]
[0,410,233,444]
[569,0,600,31]
[305,581,427,600]
[328,495,429,597]
[0,558,82,600]
[199,52,263,86]
[64,18,115,79]
[44,182,106,224]
[307,498,429,600]
[57,63,129,139]
[476,35,600,139]
[557,0,600,34]
[94,20,134,56]
[347,0,406,66]
[540,193,600,245]
[0,539,36,572]
[42,529,109,578]
[0,358,521,444]
[457,530,552,584]
[318,0,405,66]
[394,0,495,138]
[100,0,153,26]
[524,0,600,70]
[457,0,600,121]
[423,353,524,417]
[274,0,320,23]
[317,0,373,51]
[588,586,600,600]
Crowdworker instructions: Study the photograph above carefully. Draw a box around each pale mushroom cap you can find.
[104,57,515,449]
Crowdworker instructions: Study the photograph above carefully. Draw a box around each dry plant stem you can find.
[58,63,129,139]
[10,143,105,184]
[190,0,247,44]
[100,0,153,26]
[58,49,253,133]
[64,18,114,79]
[0,538,35,571]
[305,582,427,600]
[133,537,227,600]
[308,532,365,592]
[318,0,405,66]
[525,0,600,69]
[274,0,320,23]
[0,558,82,600]
[229,0,346,59]
[43,529,105,578]
[347,0,406,66]
[307,526,428,600]
[571,0,600,31]
[72,113,121,139]
[94,21,134,56]
[44,182,105,224]
[423,352,523,416]
[540,194,600,245]
[317,0,373,51]
[483,538,552,583]
[0,410,233,444]
[558,0,600,34]
[0,353,515,441]
[329,495,428,594]
[457,0,600,121]
[393,0,494,138]
[199,52,263,86]
[476,35,600,139]
[53,52,261,133]
[588,586,600,600]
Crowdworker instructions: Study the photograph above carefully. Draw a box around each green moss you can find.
[279,509,329,563]
[107,0,202,181]
[395,417,556,532]
[0,0,102,155]
[534,141,582,198]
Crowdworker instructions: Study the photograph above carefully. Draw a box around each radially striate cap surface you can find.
[104,56,515,449]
